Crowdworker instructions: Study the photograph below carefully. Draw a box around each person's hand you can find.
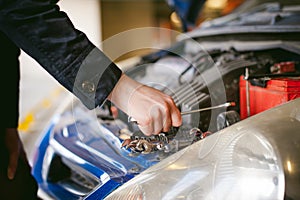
[108,73,182,136]
[5,128,22,180]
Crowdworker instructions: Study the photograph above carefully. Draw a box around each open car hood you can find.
[181,2,300,38]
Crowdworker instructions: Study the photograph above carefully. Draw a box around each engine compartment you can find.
[111,42,300,155]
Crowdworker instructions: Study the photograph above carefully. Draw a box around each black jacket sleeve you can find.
[0,0,122,109]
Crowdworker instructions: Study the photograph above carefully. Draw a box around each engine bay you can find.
[99,43,300,156]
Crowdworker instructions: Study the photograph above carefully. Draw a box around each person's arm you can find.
[0,0,121,109]
[0,0,182,135]
[0,30,27,180]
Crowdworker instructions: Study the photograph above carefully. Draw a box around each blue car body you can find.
[32,104,162,199]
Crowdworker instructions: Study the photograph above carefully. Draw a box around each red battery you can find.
[239,75,300,119]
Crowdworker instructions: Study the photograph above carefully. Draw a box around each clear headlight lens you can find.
[104,128,284,200]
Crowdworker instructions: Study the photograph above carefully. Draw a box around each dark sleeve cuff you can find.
[72,48,122,109]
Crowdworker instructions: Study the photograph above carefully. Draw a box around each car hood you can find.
[180,2,300,38]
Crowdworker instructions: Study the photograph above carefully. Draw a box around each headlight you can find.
[104,126,284,200]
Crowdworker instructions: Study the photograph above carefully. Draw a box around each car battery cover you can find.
[240,76,300,119]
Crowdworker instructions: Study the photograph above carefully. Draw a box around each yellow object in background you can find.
[18,87,67,132]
